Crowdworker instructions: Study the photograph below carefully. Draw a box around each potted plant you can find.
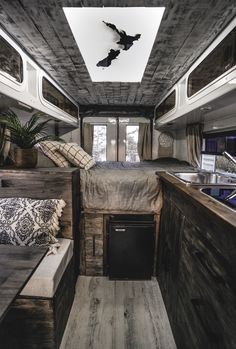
[0,109,52,168]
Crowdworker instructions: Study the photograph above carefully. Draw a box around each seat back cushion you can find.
[0,197,66,246]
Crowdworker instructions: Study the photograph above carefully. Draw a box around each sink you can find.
[171,172,236,185]
[200,187,236,211]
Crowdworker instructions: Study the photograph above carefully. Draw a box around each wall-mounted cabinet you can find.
[0,28,78,127]
[155,17,236,130]
[187,27,236,98]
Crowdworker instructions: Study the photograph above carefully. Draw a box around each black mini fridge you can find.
[108,215,155,280]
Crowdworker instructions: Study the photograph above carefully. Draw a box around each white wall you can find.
[174,128,188,162]
[61,128,80,144]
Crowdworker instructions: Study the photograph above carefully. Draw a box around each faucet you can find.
[225,189,236,201]
[222,151,236,167]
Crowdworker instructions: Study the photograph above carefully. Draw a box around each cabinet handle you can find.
[92,236,96,256]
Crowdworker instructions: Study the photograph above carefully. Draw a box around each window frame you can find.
[125,123,140,162]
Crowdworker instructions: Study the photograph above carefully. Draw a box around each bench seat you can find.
[21,238,74,298]
[0,239,76,349]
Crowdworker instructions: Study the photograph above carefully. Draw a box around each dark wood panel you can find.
[177,219,236,349]
[0,245,47,323]
[84,213,104,276]
[0,258,75,349]
[0,168,80,240]
[157,177,236,349]
[157,187,185,332]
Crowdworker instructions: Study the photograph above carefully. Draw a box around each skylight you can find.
[63,7,165,82]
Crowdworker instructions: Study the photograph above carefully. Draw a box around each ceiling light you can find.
[119,118,130,123]
[108,117,116,124]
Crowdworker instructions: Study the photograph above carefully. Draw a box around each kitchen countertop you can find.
[157,171,236,230]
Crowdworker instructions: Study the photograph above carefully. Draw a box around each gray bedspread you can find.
[80,158,192,212]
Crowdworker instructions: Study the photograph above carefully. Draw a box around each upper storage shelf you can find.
[0,28,78,126]
[154,17,236,129]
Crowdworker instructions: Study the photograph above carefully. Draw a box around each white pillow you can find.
[58,143,96,170]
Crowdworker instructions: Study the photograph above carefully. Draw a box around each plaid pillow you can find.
[58,143,96,170]
[36,141,71,167]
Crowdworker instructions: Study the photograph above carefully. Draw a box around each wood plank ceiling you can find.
[0,0,236,111]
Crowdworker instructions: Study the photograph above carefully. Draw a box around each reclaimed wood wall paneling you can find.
[0,169,80,239]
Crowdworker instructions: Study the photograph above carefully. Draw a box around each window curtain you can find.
[138,123,152,161]
[83,123,94,155]
[0,125,10,165]
[186,123,203,167]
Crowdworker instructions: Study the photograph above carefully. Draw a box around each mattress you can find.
[20,238,73,298]
[80,158,192,212]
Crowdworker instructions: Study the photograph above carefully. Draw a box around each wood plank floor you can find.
[60,277,176,349]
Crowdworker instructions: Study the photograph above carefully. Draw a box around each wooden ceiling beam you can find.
[79,104,154,118]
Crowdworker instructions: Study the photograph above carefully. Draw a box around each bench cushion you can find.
[20,238,73,298]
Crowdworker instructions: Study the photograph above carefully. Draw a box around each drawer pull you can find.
[115,228,126,232]
[92,236,96,256]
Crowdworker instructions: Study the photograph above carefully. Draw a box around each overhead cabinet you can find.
[155,18,236,129]
[0,29,78,126]
[187,26,236,98]
[0,35,23,83]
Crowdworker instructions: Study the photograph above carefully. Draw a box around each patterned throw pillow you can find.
[0,198,66,246]
[58,143,96,170]
[36,141,71,167]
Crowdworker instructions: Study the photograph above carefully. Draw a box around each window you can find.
[126,125,140,162]
[42,77,78,118]
[188,27,236,97]
[86,120,144,162]
[0,35,23,83]
[155,90,176,119]
[92,125,107,161]
[203,130,236,155]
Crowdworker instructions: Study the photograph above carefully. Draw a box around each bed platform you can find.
[79,158,192,276]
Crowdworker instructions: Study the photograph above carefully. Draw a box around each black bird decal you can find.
[96,49,120,67]
[103,21,141,51]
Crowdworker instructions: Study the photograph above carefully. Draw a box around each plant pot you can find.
[14,148,38,168]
